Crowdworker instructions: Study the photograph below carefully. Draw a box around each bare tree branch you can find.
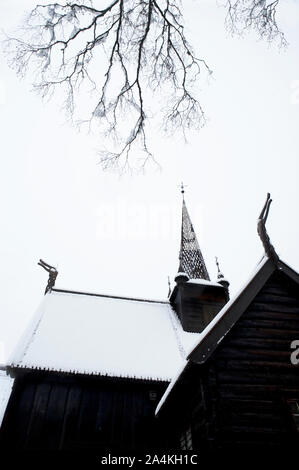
[4,0,287,170]
[4,0,210,171]
[225,0,287,46]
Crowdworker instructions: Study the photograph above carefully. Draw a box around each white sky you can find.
[0,0,299,362]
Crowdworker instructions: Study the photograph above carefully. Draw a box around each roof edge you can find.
[7,364,170,384]
[7,296,48,368]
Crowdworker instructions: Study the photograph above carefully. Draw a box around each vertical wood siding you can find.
[0,372,166,450]
[160,270,299,453]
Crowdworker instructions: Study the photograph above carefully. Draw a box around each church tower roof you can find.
[178,185,210,281]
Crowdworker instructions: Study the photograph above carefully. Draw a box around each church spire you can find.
[178,186,210,281]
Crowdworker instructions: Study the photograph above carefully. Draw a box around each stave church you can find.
[0,191,298,458]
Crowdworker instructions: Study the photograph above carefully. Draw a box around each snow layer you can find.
[0,371,14,428]
[9,291,201,382]
[187,279,222,287]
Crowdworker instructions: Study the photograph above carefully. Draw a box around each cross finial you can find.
[215,256,224,280]
[215,256,220,274]
[180,182,187,199]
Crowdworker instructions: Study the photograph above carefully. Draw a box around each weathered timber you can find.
[0,371,166,450]
[157,267,299,454]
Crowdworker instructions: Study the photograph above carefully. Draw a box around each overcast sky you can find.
[1,0,299,362]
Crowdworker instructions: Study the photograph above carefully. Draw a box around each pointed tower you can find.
[171,186,229,333]
[179,195,210,280]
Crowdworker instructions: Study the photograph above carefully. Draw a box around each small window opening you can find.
[288,400,299,431]
[180,426,193,450]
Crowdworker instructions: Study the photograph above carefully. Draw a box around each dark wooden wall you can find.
[171,283,227,333]
[0,370,166,451]
[159,270,299,453]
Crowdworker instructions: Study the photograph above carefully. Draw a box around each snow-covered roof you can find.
[0,370,14,428]
[8,290,201,382]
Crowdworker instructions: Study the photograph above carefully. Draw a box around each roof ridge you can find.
[51,288,168,304]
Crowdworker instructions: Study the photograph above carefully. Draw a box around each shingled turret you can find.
[170,186,229,332]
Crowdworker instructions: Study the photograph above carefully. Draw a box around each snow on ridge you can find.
[187,279,222,287]
[52,287,169,305]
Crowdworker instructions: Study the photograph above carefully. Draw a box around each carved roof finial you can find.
[215,256,224,280]
[215,256,230,293]
[257,193,278,263]
[181,182,185,195]
[38,259,58,294]
[167,276,171,298]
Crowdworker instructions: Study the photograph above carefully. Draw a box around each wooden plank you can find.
[120,389,134,448]
[218,412,283,429]
[60,385,82,449]
[76,385,100,448]
[216,359,294,371]
[239,318,299,330]
[219,425,284,434]
[253,293,299,306]
[217,430,284,445]
[108,389,124,448]
[217,398,276,412]
[217,347,291,361]
[25,383,51,449]
[244,310,299,321]
[2,380,36,448]
[218,383,299,399]
[258,285,296,297]
[217,370,299,385]
[247,302,299,315]
[220,337,292,349]
[94,389,113,450]
[43,384,69,449]
[229,326,299,339]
